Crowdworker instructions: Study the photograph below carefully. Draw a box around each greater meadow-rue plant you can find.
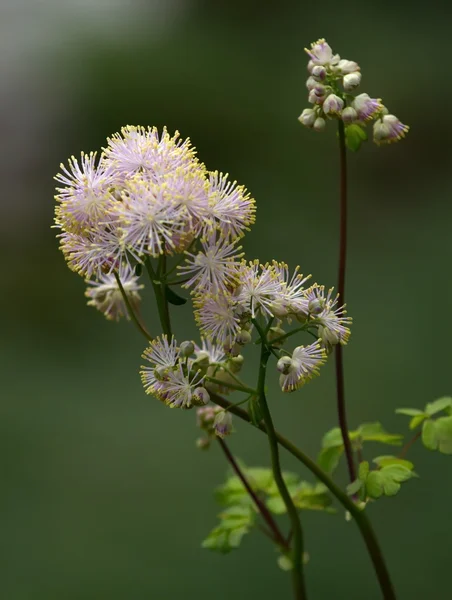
[53,40,449,600]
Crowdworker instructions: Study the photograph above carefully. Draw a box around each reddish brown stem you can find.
[398,431,421,459]
[217,438,290,551]
[335,120,356,484]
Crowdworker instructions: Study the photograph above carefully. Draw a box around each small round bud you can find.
[311,65,326,80]
[214,411,233,438]
[154,365,169,381]
[270,299,290,318]
[319,325,339,346]
[179,340,195,357]
[306,76,317,90]
[193,351,210,369]
[196,437,211,450]
[193,387,210,406]
[277,356,294,375]
[343,72,362,91]
[337,59,360,74]
[228,354,244,373]
[308,89,324,105]
[298,108,316,127]
[373,114,409,145]
[341,106,358,124]
[323,94,344,116]
[307,60,315,74]
[236,329,252,345]
[313,117,326,132]
[268,326,286,347]
[308,298,324,315]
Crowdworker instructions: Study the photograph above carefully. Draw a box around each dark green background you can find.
[1,1,450,598]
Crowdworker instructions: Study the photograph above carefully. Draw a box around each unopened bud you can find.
[154,365,168,381]
[268,326,286,347]
[306,76,317,90]
[298,108,316,127]
[313,117,326,132]
[228,354,244,373]
[196,437,211,450]
[193,387,210,406]
[308,298,324,315]
[343,72,362,91]
[341,106,358,124]
[337,59,360,74]
[323,94,344,116]
[180,340,195,357]
[236,329,252,345]
[308,89,325,105]
[277,356,293,375]
[214,411,233,438]
[270,299,290,317]
[319,325,339,346]
[311,65,326,80]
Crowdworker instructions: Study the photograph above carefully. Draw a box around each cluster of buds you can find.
[196,405,233,449]
[298,39,409,147]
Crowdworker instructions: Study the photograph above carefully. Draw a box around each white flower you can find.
[305,39,340,67]
[278,343,326,392]
[158,363,205,409]
[352,93,382,121]
[141,335,180,395]
[343,72,362,91]
[194,338,227,367]
[178,234,243,294]
[206,171,256,240]
[270,262,311,318]
[194,293,241,346]
[85,263,143,321]
[314,288,352,346]
[323,94,345,116]
[341,107,358,124]
[313,117,326,132]
[373,114,409,145]
[336,59,360,74]
[236,260,281,318]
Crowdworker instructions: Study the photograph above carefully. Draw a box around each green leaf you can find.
[202,505,255,553]
[248,395,263,427]
[357,422,404,446]
[433,416,452,454]
[321,427,344,449]
[165,285,188,306]
[422,419,437,451]
[409,414,427,430]
[317,446,343,473]
[366,465,416,499]
[345,124,368,152]
[292,482,334,513]
[373,455,414,470]
[358,461,370,481]
[346,478,363,496]
[425,397,452,417]
[266,496,286,514]
[395,408,424,417]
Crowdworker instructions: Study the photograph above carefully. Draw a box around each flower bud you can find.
[228,354,244,373]
[341,106,358,124]
[319,324,340,346]
[154,365,169,381]
[179,340,195,357]
[270,299,290,317]
[196,437,211,450]
[337,59,360,74]
[306,76,317,90]
[352,93,382,121]
[313,117,326,132]
[193,387,210,406]
[277,356,294,375]
[323,94,344,116]
[373,114,409,145]
[214,411,233,438]
[343,72,362,91]
[308,298,324,315]
[236,329,252,345]
[268,325,286,347]
[308,89,323,105]
[307,60,315,74]
[300,108,315,125]
[311,65,326,80]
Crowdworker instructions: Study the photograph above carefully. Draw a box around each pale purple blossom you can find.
[278,343,326,392]
[352,93,382,121]
[304,39,340,67]
[373,114,410,145]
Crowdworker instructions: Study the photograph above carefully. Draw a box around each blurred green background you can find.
[1,0,451,598]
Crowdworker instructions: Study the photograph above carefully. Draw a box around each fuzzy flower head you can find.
[270,262,311,319]
[85,264,143,321]
[178,233,243,294]
[194,293,241,347]
[235,260,281,319]
[305,39,340,67]
[140,335,180,396]
[277,342,326,392]
[311,287,352,349]
[158,364,207,409]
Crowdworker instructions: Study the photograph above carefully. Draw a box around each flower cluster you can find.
[298,39,409,146]
[54,126,255,320]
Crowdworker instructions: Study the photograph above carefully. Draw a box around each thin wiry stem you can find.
[398,431,421,459]
[114,271,153,341]
[217,438,290,551]
[335,120,356,484]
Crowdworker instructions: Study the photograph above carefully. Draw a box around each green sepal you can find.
[165,285,188,306]
[344,124,368,152]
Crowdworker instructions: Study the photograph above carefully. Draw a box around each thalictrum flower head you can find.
[85,263,143,321]
[178,233,243,294]
[305,39,340,67]
[158,363,206,409]
[312,287,352,347]
[352,93,383,122]
[278,343,326,392]
[235,260,281,318]
[194,293,241,346]
[141,335,180,396]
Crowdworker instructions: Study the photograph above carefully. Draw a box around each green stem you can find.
[113,271,153,341]
[205,377,257,395]
[145,258,172,337]
[209,392,396,600]
[254,324,307,600]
